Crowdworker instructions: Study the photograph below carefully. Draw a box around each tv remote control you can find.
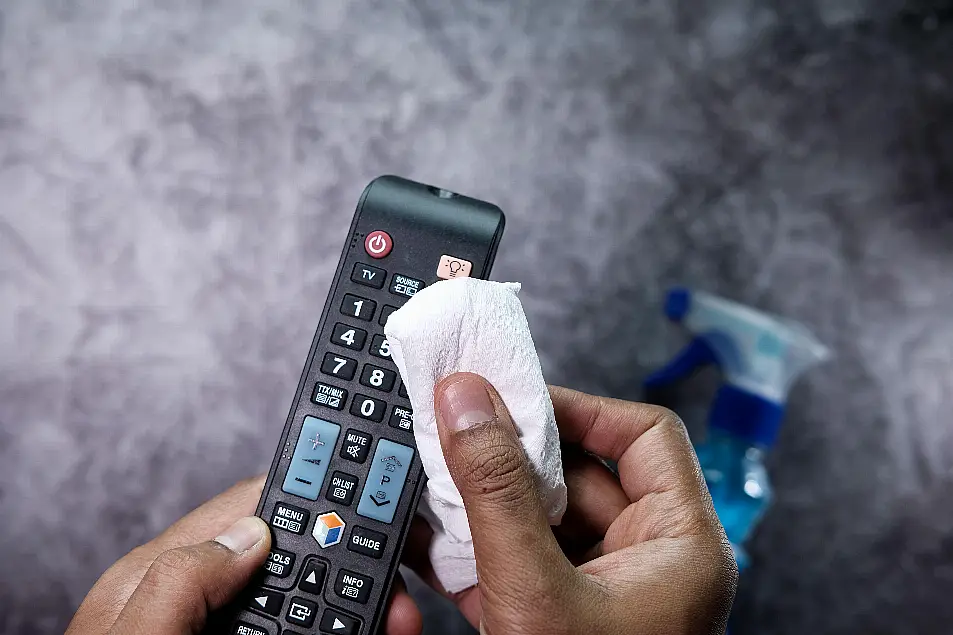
[209,176,505,635]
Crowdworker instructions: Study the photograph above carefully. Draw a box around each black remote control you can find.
[210,176,505,635]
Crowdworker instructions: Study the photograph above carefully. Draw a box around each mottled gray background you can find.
[2,1,952,634]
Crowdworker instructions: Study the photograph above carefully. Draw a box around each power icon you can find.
[364,230,393,259]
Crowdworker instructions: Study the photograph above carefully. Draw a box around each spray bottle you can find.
[644,287,830,568]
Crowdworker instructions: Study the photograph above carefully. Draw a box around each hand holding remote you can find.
[406,373,738,635]
[65,476,422,635]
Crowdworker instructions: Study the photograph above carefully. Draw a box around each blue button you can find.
[356,439,414,523]
[282,416,341,500]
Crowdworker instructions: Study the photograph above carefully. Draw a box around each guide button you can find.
[347,525,388,559]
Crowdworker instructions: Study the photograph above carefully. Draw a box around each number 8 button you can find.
[360,364,396,392]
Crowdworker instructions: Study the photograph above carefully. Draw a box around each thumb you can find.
[109,516,271,635]
[434,373,573,597]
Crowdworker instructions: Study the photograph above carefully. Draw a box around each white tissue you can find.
[384,278,567,593]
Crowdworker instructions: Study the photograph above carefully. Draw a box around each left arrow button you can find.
[245,587,284,616]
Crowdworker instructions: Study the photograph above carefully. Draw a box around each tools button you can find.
[246,587,284,616]
[282,417,341,500]
[333,569,374,604]
[339,429,372,464]
[286,596,319,628]
[271,502,309,535]
[356,439,415,524]
[263,547,295,578]
[351,262,386,289]
[347,525,388,559]
[326,471,359,506]
[364,230,392,259]
[320,608,361,634]
[436,255,473,280]
[297,559,327,595]
[389,273,424,298]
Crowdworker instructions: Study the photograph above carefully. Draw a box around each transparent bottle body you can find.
[694,429,772,569]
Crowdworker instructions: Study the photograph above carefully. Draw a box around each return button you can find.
[347,525,387,559]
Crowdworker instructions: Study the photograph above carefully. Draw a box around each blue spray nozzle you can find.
[664,287,692,322]
[648,287,830,447]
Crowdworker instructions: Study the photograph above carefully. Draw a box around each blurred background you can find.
[2,1,952,633]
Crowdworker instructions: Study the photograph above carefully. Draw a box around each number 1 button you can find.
[341,294,376,321]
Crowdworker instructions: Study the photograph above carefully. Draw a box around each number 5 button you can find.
[369,335,391,360]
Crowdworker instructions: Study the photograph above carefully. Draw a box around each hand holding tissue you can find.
[384,278,567,593]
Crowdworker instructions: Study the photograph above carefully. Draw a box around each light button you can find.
[436,255,473,279]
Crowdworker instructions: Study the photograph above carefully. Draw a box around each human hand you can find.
[403,373,737,635]
[67,476,423,635]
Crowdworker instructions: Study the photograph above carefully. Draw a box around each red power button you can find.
[364,230,393,259]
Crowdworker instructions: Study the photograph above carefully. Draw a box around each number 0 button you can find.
[341,294,376,321]
[350,394,386,422]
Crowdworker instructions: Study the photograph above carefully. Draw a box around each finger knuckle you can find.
[646,405,686,433]
[145,547,202,587]
[457,440,531,507]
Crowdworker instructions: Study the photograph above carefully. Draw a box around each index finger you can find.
[548,386,707,508]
